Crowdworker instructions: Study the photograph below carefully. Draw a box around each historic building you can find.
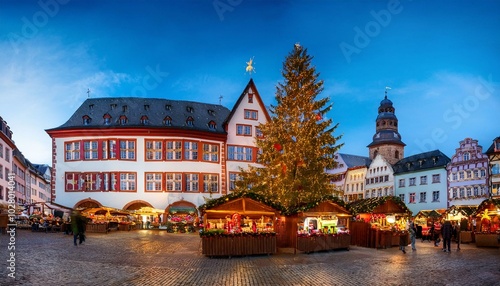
[340,154,371,202]
[367,91,405,165]
[46,79,270,213]
[446,138,489,206]
[393,150,450,215]
[485,136,500,198]
[0,116,15,205]
[364,154,395,198]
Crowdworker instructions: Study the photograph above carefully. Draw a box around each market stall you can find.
[348,196,412,249]
[445,205,476,243]
[82,207,135,233]
[199,193,280,257]
[414,209,445,240]
[292,199,352,253]
[165,201,198,233]
[474,198,500,248]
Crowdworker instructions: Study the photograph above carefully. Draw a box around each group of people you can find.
[400,219,460,254]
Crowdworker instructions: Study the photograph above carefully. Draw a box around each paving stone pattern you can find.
[0,230,499,286]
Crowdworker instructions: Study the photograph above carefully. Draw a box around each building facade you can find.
[0,116,15,205]
[485,136,500,198]
[364,154,395,198]
[340,154,371,202]
[446,138,489,206]
[46,79,269,212]
[393,150,450,215]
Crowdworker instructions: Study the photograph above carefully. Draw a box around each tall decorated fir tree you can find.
[237,44,343,211]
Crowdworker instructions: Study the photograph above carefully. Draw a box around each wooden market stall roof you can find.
[199,192,283,219]
[347,196,411,216]
[415,209,446,219]
[298,200,352,218]
[474,198,500,216]
[446,205,477,217]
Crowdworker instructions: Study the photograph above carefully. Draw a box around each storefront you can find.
[82,207,137,232]
[414,209,445,240]
[348,196,412,249]
[199,193,279,257]
[474,198,500,248]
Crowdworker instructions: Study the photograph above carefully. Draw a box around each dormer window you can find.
[111,104,117,109]
[165,104,172,111]
[119,115,128,125]
[163,116,172,126]
[82,115,91,125]
[103,113,112,125]
[89,104,94,110]
[186,106,194,113]
[122,105,128,112]
[208,120,216,130]
[208,109,215,116]
[140,115,149,125]
[144,104,150,111]
[186,116,194,127]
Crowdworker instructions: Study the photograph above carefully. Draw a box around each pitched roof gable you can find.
[224,78,271,127]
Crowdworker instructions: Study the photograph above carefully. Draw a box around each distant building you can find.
[393,150,450,215]
[367,91,405,165]
[365,154,395,198]
[485,136,500,198]
[45,79,270,213]
[446,138,489,206]
[0,116,15,205]
[340,154,371,202]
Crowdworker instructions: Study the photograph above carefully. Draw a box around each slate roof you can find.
[485,136,500,154]
[338,153,371,169]
[47,97,231,134]
[392,150,451,174]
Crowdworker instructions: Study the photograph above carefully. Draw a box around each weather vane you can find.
[245,57,255,75]
[385,86,391,98]
[87,88,91,98]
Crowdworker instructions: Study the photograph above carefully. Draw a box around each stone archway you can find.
[123,200,153,211]
[73,198,102,209]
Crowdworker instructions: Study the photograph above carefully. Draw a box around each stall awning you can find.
[169,206,197,214]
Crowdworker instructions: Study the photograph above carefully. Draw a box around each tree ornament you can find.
[273,143,282,151]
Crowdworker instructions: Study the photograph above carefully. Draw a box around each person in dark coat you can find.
[441,220,453,253]
[71,210,87,246]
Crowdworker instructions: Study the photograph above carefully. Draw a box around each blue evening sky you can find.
[1,0,499,164]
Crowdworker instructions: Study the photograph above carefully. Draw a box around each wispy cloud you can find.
[0,37,131,163]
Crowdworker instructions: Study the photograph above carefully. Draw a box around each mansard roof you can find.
[392,149,451,174]
[339,153,371,169]
[48,97,231,134]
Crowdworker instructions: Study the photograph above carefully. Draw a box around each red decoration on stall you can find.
[273,143,282,151]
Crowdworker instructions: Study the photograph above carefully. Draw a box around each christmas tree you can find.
[237,44,343,210]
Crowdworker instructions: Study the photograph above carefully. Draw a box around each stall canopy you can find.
[446,205,476,218]
[131,207,165,216]
[347,196,412,216]
[201,197,278,219]
[474,198,500,216]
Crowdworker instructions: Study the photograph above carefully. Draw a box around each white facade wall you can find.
[394,168,448,215]
[365,154,394,198]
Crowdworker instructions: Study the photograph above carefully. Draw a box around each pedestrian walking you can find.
[441,220,453,253]
[408,220,417,251]
[399,230,408,254]
[71,210,87,246]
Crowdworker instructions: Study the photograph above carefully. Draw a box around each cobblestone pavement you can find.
[1,229,499,286]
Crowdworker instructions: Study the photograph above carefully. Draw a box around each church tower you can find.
[367,89,405,165]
